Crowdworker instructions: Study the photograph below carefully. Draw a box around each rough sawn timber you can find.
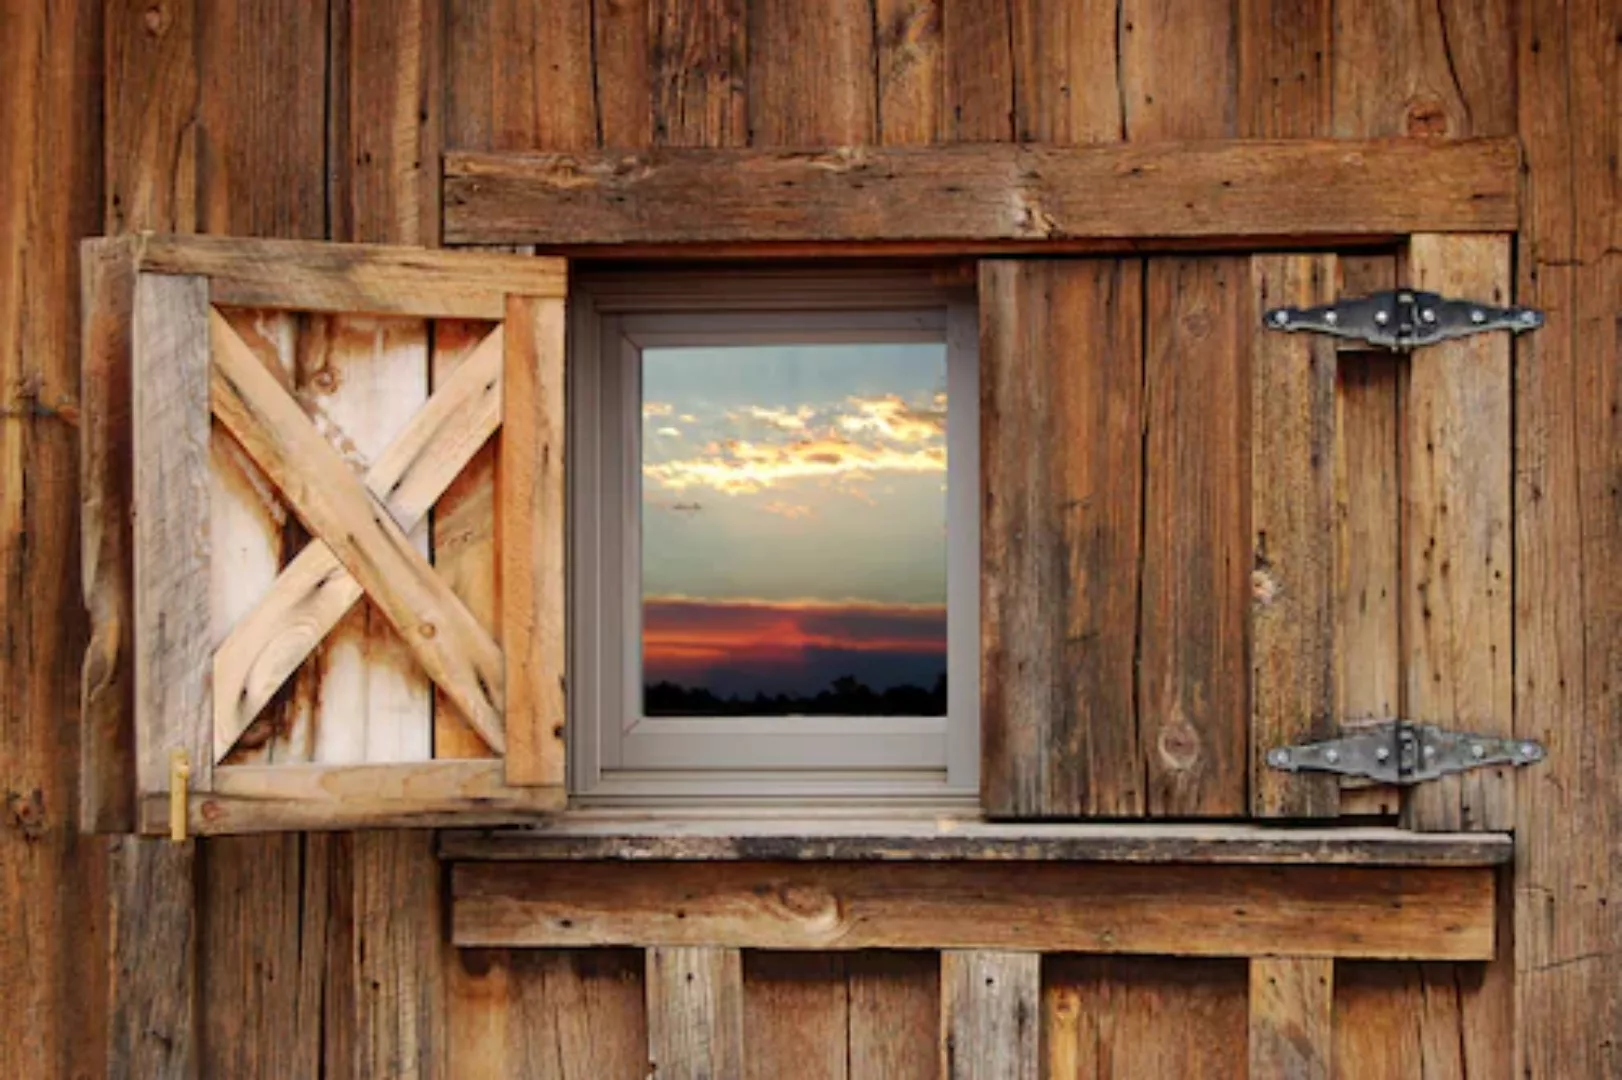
[453,860,1497,960]
[1248,957,1332,1080]
[444,139,1519,248]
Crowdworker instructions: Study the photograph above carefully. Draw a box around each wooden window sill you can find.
[439,818,1511,868]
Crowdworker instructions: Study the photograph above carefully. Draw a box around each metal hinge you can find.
[1264,288,1543,351]
[1266,721,1546,786]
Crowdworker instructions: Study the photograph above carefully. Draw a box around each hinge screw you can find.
[1323,310,1338,326]
[1470,743,1486,759]
[1374,310,1390,326]
[1267,748,1290,767]
[1423,745,1438,759]
[1521,742,1543,760]
[1421,308,1436,323]
[1323,748,1340,765]
[1374,746,1391,762]
[1470,309,1487,324]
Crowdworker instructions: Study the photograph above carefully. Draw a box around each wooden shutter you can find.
[83,234,567,835]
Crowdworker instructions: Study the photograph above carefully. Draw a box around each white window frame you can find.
[570,269,979,805]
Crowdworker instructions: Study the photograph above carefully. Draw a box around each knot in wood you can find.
[774,882,843,931]
[1157,715,1201,771]
[1252,567,1281,606]
[5,788,48,841]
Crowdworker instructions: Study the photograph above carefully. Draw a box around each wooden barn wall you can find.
[0,0,1615,1077]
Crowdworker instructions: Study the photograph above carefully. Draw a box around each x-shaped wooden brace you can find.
[209,309,507,763]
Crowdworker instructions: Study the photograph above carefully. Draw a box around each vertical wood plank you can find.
[1011,0,1122,145]
[133,272,213,796]
[652,0,747,148]
[106,0,198,234]
[594,0,653,148]
[1250,254,1339,818]
[1044,956,1248,1079]
[849,952,939,1080]
[744,953,849,1080]
[449,948,648,1079]
[502,295,568,787]
[1120,0,1237,140]
[875,0,941,145]
[646,946,744,1080]
[980,259,1145,818]
[747,0,875,145]
[1140,256,1250,817]
[431,320,500,759]
[1248,957,1332,1080]
[1514,0,1622,1072]
[940,0,1014,142]
[105,836,197,1079]
[1401,234,1513,832]
[1235,0,1329,139]
[940,950,1038,1080]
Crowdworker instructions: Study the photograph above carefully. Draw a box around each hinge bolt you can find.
[1267,748,1290,767]
[1470,743,1486,759]
[1470,309,1487,324]
[1421,308,1436,323]
[1423,745,1438,759]
[1521,742,1543,760]
[1323,310,1338,326]
[1374,746,1391,762]
[1323,748,1340,765]
[1374,310,1390,326]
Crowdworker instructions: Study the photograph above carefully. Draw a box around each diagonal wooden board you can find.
[208,310,508,755]
[211,322,507,761]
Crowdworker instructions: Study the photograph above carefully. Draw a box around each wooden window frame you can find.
[569,270,981,805]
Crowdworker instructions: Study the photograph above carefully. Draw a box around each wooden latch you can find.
[1266,721,1545,785]
[1264,288,1543,351]
[169,749,191,842]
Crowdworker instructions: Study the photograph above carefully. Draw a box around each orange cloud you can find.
[837,394,946,443]
[644,435,945,494]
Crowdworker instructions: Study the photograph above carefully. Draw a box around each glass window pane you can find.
[641,342,948,717]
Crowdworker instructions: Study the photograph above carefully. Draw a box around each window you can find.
[571,271,979,803]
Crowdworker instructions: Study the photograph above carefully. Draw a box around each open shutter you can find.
[83,234,567,835]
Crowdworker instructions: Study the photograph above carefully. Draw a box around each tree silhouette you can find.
[645,673,946,717]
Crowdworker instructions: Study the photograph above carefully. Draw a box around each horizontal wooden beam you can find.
[443,139,1519,250]
[84,234,566,319]
[452,860,1497,960]
[438,820,1512,867]
[137,762,563,835]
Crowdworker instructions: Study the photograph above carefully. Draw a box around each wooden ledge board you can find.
[451,860,1497,960]
[136,762,564,835]
[82,233,566,319]
[444,138,1519,250]
[438,820,1512,867]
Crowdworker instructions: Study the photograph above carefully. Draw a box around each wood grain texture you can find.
[939,0,1014,142]
[1236,0,1330,139]
[454,861,1497,960]
[211,326,504,762]
[1140,256,1249,816]
[448,948,647,1079]
[875,0,941,145]
[1012,0,1122,144]
[105,837,196,1079]
[646,947,743,1080]
[940,951,1038,1080]
[443,139,1521,247]
[106,0,198,235]
[1120,0,1236,140]
[747,0,875,145]
[440,819,1513,866]
[80,238,139,831]
[139,762,564,835]
[849,952,939,1079]
[501,296,567,786]
[743,953,849,1080]
[980,258,1144,818]
[1400,234,1513,833]
[1248,957,1332,1080]
[1334,956,1511,1080]
[1045,956,1248,1079]
[1250,254,1339,817]
[652,0,747,148]
[431,320,501,759]
[133,233,566,315]
[133,272,213,797]
[209,311,508,754]
[1514,0,1622,1072]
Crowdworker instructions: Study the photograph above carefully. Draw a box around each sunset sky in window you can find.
[641,342,948,707]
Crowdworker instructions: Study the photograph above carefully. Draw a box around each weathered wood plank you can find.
[747,0,875,145]
[1140,256,1249,816]
[443,139,1520,247]
[646,947,743,1080]
[80,237,139,831]
[940,0,1013,142]
[652,0,747,148]
[1250,254,1339,817]
[208,311,508,753]
[501,296,567,786]
[1045,956,1248,1079]
[1011,0,1121,144]
[129,233,566,315]
[138,761,564,835]
[849,952,939,1079]
[1514,0,1622,1071]
[1401,234,1513,832]
[448,947,648,1079]
[980,258,1144,818]
[1248,957,1332,1080]
[133,272,213,797]
[875,0,940,145]
[743,953,849,1080]
[211,326,504,762]
[104,837,196,1079]
[1121,0,1236,140]
[439,820,1512,866]
[454,861,1497,960]
[940,951,1038,1080]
